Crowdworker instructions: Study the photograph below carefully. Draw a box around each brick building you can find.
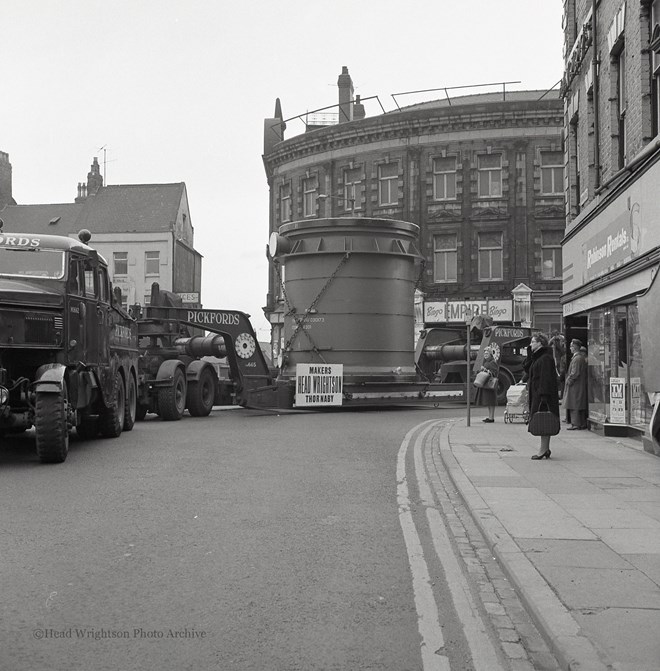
[561,0,660,452]
[262,68,564,365]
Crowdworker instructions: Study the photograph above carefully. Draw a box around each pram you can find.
[503,383,529,423]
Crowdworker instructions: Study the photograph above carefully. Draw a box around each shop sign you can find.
[424,299,512,324]
[609,377,626,424]
[630,377,642,425]
[176,292,199,304]
[295,364,343,407]
[563,158,660,296]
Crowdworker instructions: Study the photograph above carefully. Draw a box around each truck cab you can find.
[0,229,138,463]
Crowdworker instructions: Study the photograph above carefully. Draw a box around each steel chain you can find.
[277,252,352,361]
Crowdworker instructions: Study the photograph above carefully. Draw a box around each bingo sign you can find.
[609,377,626,424]
[295,364,343,407]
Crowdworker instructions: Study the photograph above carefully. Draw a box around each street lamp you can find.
[465,308,472,427]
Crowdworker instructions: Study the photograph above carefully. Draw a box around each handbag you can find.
[473,370,491,388]
[528,401,560,436]
[484,375,499,391]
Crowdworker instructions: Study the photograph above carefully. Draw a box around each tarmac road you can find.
[0,405,556,671]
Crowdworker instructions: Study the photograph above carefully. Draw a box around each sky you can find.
[2,0,564,340]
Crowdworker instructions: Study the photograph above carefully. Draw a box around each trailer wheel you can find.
[35,382,69,463]
[123,374,137,431]
[187,368,216,417]
[158,368,186,421]
[99,371,125,438]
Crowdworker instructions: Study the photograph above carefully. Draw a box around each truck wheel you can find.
[136,404,148,422]
[158,368,186,421]
[35,382,69,463]
[77,414,99,440]
[99,371,125,438]
[123,374,137,431]
[187,368,216,417]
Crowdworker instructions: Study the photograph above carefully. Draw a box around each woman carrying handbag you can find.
[526,333,560,459]
[474,348,500,423]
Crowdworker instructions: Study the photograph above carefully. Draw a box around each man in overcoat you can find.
[563,339,588,429]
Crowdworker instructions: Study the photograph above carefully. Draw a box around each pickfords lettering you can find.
[0,236,40,247]
[186,310,240,326]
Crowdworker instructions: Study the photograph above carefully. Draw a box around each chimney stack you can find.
[337,66,354,123]
[0,151,16,207]
[353,94,365,121]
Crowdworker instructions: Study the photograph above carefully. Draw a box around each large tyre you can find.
[157,367,186,421]
[123,374,137,431]
[35,381,69,464]
[99,371,125,438]
[187,368,216,417]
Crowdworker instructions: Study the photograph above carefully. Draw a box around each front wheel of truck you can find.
[35,382,70,463]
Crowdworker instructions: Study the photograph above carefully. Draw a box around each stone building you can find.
[561,0,660,452]
[262,68,564,364]
[0,157,202,310]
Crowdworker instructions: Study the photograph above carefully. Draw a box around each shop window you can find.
[433,234,457,283]
[477,153,502,197]
[302,175,318,217]
[540,152,563,195]
[280,182,292,223]
[113,251,128,276]
[343,167,361,211]
[432,156,456,200]
[541,230,563,279]
[616,46,627,168]
[378,162,398,206]
[477,231,503,281]
[145,251,160,276]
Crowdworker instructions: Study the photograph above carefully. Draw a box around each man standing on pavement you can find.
[563,339,588,430]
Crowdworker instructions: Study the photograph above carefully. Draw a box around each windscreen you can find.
[0,247,65,279]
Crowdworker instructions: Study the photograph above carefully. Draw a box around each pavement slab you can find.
[537,565,660,609]
[516,539,633,569]
[573,607,660,671]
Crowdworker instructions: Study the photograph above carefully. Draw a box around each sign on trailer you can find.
[295,364,343,407]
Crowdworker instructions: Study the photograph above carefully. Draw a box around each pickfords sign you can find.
[424,299,513,324]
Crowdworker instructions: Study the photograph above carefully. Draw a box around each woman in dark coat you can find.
[527,333,560,459]
[475,348,499,422]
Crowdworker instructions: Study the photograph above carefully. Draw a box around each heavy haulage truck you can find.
[132,218,529,413]
[0,227,138,463]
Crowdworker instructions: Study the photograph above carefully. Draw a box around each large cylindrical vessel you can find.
[271,217,422,383]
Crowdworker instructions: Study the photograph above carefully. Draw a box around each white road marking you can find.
[397,421,451,671]
[415,427,505,671]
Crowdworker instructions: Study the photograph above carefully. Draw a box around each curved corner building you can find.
[262,68,564,367]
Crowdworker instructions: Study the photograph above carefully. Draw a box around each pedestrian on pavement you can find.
[563,339,588,430]
[475,348,499,423]
[527,332,560,459]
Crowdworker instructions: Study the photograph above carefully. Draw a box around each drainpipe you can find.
[593,0,601,188]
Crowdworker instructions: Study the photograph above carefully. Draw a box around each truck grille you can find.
[25,314,63,345]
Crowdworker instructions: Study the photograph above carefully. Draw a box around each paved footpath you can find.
[431,412,660,671]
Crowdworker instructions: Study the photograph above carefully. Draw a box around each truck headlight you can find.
[0,386,8,406]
